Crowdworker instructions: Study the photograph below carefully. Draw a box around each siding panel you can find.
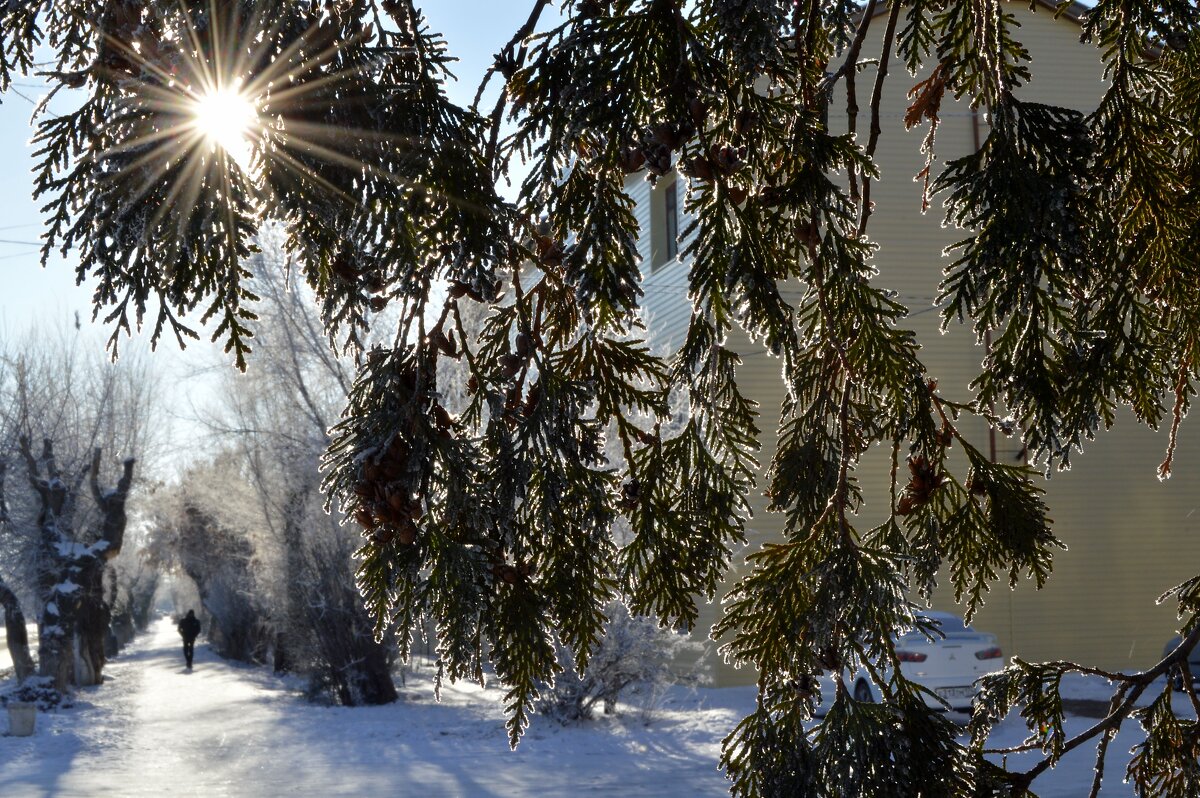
[641,4,1188,685]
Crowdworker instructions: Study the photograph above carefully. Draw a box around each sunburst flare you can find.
[190,83,258,168]
[31,0,505,362]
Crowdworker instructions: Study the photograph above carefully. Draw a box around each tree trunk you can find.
[353,635,399,705]
[73,452,135,686]
[18,438,135,690]
[0,465,37,682]
[0,579,35,682]
[75,558,111,685]
[284,494,397,707]
[38,609,75,690]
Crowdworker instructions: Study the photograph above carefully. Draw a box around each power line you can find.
[5,86,38,106]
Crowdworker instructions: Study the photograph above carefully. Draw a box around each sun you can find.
[191,85,258,167]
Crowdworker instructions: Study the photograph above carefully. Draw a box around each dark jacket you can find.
[178,614,202,642]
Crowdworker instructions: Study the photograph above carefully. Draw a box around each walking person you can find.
[177,609,202,669]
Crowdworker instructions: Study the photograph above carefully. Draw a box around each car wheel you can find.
[854,679,874,703]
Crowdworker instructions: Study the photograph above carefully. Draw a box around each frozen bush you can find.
[536,600,705,724]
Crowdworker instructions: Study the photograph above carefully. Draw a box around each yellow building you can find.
[631,1,1200,685]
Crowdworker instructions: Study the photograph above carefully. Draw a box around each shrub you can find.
[536,601,705,724]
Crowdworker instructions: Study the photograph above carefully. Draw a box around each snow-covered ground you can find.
[0,619,1181,797]
[1,619,745,796]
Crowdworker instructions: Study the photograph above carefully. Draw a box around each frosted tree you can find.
[0,463,36,682]
[0,330,159,689]
[15,436,135,689]
[148,471,275,664]
[105,539,162,650]
[197,230,399,704]
[3,1,1200,794]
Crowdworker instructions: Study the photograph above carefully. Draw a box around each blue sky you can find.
[0,1,560,351]
[0,2,564,464]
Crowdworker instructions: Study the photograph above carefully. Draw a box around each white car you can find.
[820,611,1005,713]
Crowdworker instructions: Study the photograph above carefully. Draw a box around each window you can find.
[664,178,678,262]
[648,176,682,271]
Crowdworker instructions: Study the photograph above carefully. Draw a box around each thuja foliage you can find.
[4,0,1200,794]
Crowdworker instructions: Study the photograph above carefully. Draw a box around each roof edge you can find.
[870,0,1089,27]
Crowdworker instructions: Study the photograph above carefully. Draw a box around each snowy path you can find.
[1,619,738,797]
[1,617,1173,796]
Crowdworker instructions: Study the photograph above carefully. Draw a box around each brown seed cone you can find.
[635,428,658,446]
[619,147,646,174]
[505,385,522,415]
[61,70,89,89]
[653,122,684,150]
[432,404,454,431]
[796,220,821,249]
[386,492,408,514]
[364,273,387,294]
[516,332,534,358]
[758,185,788,207]
[712,143,743,174]
[680,156,714,181]
[330,255,360,282]
[499,354,522,380]
[734,108,760,137]
[644,144,673,175]
[579,0,605,19]
[432,328,458,358]
[388,436,410,460]
[501,566,519,584]
[523,381,541,417]
[540,243,565,269]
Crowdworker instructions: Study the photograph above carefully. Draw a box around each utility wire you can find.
[4,86,38,106]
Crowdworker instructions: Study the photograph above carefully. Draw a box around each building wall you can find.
[631,3,1200,686]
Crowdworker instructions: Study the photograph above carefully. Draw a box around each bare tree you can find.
[196,230,398,704]
[105,547,160,653]
[0,580,35,682]
[0,327,161,690]
[142,453,275,665]
[15,435,135,689]
[0,461,34,681]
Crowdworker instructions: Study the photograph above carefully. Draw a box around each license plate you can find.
[936,687,974,700]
